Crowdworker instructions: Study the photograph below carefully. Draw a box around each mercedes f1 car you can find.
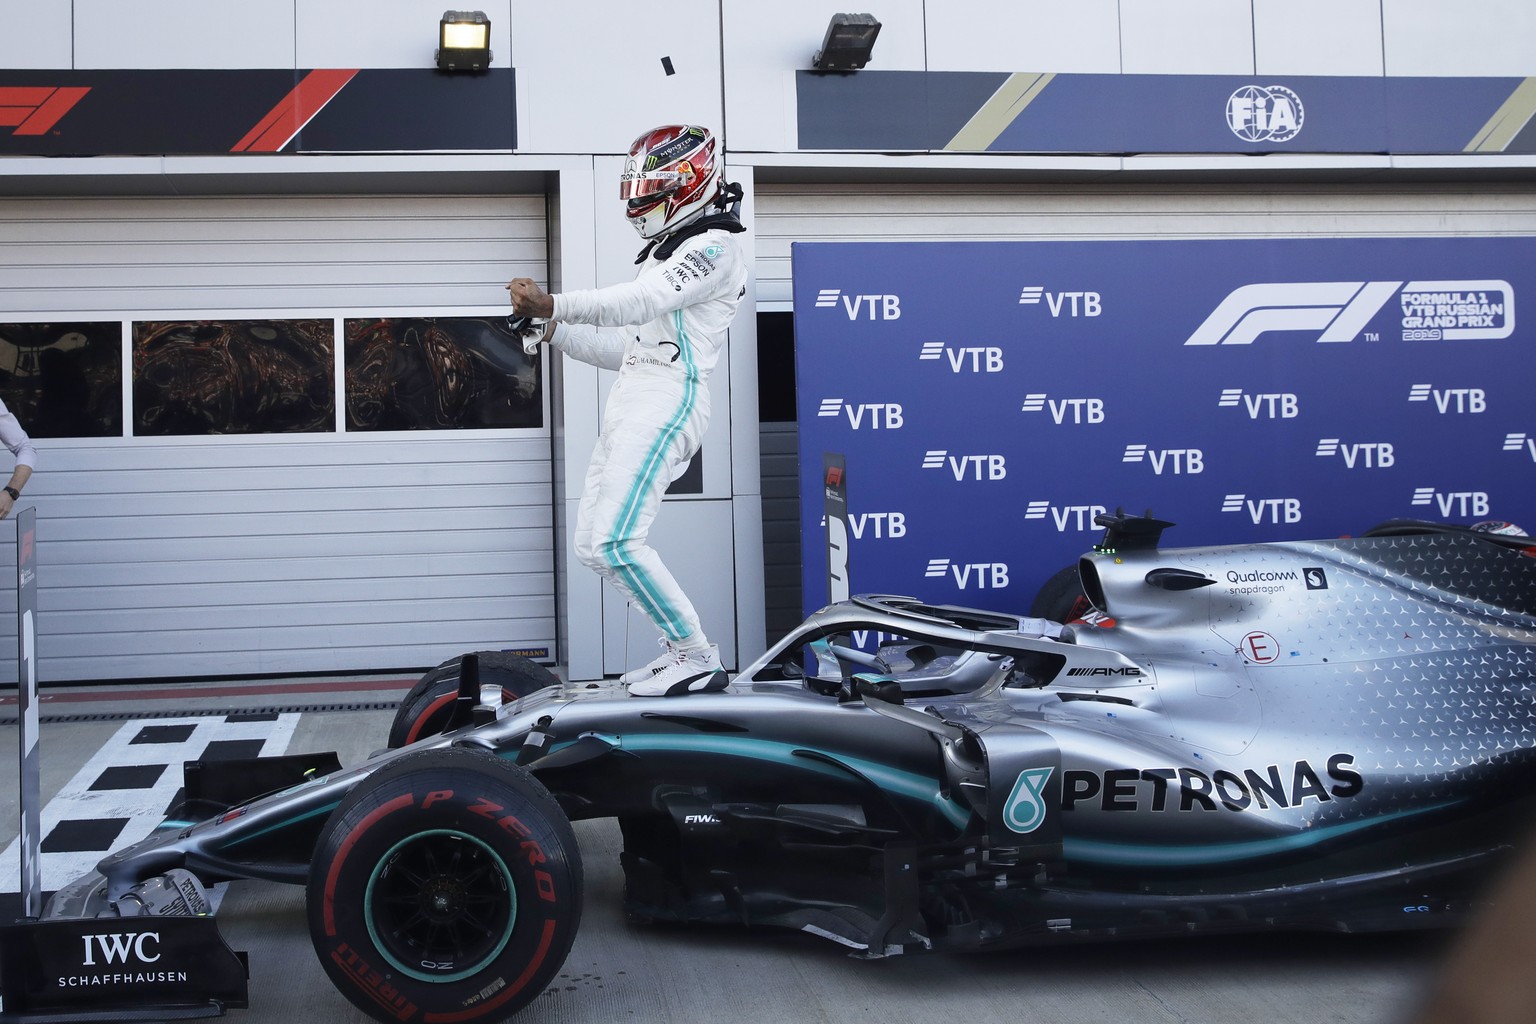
[14,511,1536,1023]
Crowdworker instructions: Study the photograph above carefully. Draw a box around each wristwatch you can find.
[3,487,18,500]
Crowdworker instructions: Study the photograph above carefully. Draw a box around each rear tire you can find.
[1030,565,1092,623]
[306,747,582,1024]
[388,652,560,748]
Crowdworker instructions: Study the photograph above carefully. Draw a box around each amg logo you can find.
[1066,666,1143,677]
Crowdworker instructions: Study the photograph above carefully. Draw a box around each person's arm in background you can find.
[0,398,35,520]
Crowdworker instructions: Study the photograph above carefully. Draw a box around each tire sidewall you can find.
[389,653,561,748]
[309,750,581,1023]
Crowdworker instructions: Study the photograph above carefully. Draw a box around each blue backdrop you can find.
[793,236,1534,616]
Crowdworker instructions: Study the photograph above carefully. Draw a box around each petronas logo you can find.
[1003,767,1053,834]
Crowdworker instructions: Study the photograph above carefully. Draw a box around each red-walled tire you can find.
[388,652,561,748]
[306,747,582,1024]
[1029,565,1093,623]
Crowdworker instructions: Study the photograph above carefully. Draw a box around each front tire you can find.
[307,747,582,1024]
[388,652,561,748]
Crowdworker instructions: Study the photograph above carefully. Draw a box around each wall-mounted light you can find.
[812,13,881,71]
[436,10,492,73]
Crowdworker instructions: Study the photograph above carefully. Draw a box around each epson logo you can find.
[1122,444,1204,475]
[921,450,1006,481]
[1021,393,1105,424]
[815,289,901,320]
[925,559,1010,590]
[1407,384,1487,414]
[847,512,906,539]
[1314,439,1395,469]
[1218,389,1298,419]
[82,932,160,967]
[1226,84,1303,143]
[1018,286,1102,317]
[816,399,904,430]
[919,342,1003,372]
[1024,502,1107,532]
[1222,494,1302,524]
[1066,666,1144,677]
[1411,488,1490,518]
[1504,432,1536,462]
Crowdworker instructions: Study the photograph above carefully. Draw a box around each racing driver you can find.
[507,124,747,697]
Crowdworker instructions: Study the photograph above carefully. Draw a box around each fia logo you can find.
[1003,767,1054,834]
[1226,85,1303,142]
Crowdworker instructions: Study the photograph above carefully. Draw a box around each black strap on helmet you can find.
[635,181,746,264]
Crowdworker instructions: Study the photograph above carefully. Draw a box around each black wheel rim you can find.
[364,829,517,982]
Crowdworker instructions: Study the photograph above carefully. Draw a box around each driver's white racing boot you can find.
[619,637,679,686]
[627,643,727,697]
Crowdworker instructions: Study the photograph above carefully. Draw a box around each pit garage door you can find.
[0,193,552,682]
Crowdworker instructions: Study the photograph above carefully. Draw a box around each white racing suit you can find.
[549,225,747,646]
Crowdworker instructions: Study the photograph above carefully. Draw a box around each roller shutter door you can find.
[0,193,552,682]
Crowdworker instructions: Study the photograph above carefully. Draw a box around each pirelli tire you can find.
[388,652,562,748]
[306,747,583,1024]
[1030,565,1093,624]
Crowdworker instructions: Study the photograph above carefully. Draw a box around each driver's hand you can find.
[505,278,555,319]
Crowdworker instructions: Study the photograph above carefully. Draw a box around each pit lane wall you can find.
[793,237,1536,615]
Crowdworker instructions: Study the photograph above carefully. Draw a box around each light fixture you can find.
[812,13,881,71]
[436,10,492,73]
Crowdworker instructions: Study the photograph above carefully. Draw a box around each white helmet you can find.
[619,125,721,240]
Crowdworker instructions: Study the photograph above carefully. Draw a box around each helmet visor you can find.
[619,169,686,201]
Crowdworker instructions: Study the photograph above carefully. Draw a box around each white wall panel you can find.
[511,0,722,154]
[1255,0,1385,76]
[0,0,73,69]
[724,0,927,153]
[0,193,553,682]
[1382,0,1536,76]
[926,1,1122,73]
[296,0,511,69]
[73,0,297,69]
[1120,0,1253,75]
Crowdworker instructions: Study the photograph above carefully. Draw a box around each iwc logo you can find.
[1226,85,1304,143]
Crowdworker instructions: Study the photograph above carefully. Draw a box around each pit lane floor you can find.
[0,675,1449,1024]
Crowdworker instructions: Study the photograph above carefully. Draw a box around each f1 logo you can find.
[0,86,91,136]
[1184,281,1401,346]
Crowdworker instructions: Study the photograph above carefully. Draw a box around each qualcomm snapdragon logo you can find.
[1226,85,1303,143]
[1184,280,1514,346]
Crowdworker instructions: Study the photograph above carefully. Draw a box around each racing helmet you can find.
[619,125,721,240]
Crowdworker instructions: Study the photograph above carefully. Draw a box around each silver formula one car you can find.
[21,511,1536,1024]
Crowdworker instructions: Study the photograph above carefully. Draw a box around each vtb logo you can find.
[815,289,901,320]
[0,86,90,136]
